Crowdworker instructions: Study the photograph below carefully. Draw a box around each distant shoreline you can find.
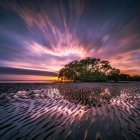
[0,80,140,84]
[0,80,58,84]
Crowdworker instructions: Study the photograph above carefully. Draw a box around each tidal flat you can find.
[0,82,140,140]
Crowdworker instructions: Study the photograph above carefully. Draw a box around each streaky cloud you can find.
[0,67,57,76]
[0,0,140,80]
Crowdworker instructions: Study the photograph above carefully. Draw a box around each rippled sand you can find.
[0,82,140,140]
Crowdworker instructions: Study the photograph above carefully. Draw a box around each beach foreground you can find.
[0,82,140,140]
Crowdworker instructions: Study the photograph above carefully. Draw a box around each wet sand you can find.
[0,82,140,140]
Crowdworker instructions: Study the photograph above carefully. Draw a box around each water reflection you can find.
[0,83,139,140]
[6,85,122,107]
[58,86,121,107]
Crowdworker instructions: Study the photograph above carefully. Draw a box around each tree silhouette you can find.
[59,57,118,82]
[58,57,140,82]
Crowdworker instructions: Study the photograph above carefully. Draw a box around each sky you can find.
[0,0,140,80]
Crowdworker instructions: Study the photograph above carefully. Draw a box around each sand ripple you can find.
[0,82,140,140]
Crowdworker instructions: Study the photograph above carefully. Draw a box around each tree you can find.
[119,73,131,81]
[59,57,113,82]
[58,57,139,82]
[109,68,120,82]
[131,75,140,81]
[58,67,76,81]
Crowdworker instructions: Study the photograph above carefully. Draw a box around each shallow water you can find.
[0,82,140,140]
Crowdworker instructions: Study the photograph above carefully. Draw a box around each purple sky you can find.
[0,0,140,80]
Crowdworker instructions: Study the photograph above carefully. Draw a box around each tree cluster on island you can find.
[58,57,140,82]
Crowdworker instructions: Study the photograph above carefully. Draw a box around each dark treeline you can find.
[58,57,140,82]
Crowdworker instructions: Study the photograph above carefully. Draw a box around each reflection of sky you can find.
[6,84,139,120]
[110,88,140,111]
[0,0,140,80]
[10,86,87,119]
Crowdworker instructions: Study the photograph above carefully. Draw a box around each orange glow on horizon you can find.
[0,74,58,81]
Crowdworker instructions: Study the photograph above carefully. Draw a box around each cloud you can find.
[0,0,140,80]
[0,67,57,76]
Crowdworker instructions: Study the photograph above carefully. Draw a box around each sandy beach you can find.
[0,82,140,140]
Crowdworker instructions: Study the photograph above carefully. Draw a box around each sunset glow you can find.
[0,74,58,81]
[0,0,140,80]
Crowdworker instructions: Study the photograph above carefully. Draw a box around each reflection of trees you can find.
[0,83,122,107]
[58,86,121,107]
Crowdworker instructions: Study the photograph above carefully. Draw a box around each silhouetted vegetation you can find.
[58,57,140,82]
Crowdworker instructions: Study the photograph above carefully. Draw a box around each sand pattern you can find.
[0,83,140,140]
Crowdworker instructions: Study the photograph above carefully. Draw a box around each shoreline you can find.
[0,80,140,84]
